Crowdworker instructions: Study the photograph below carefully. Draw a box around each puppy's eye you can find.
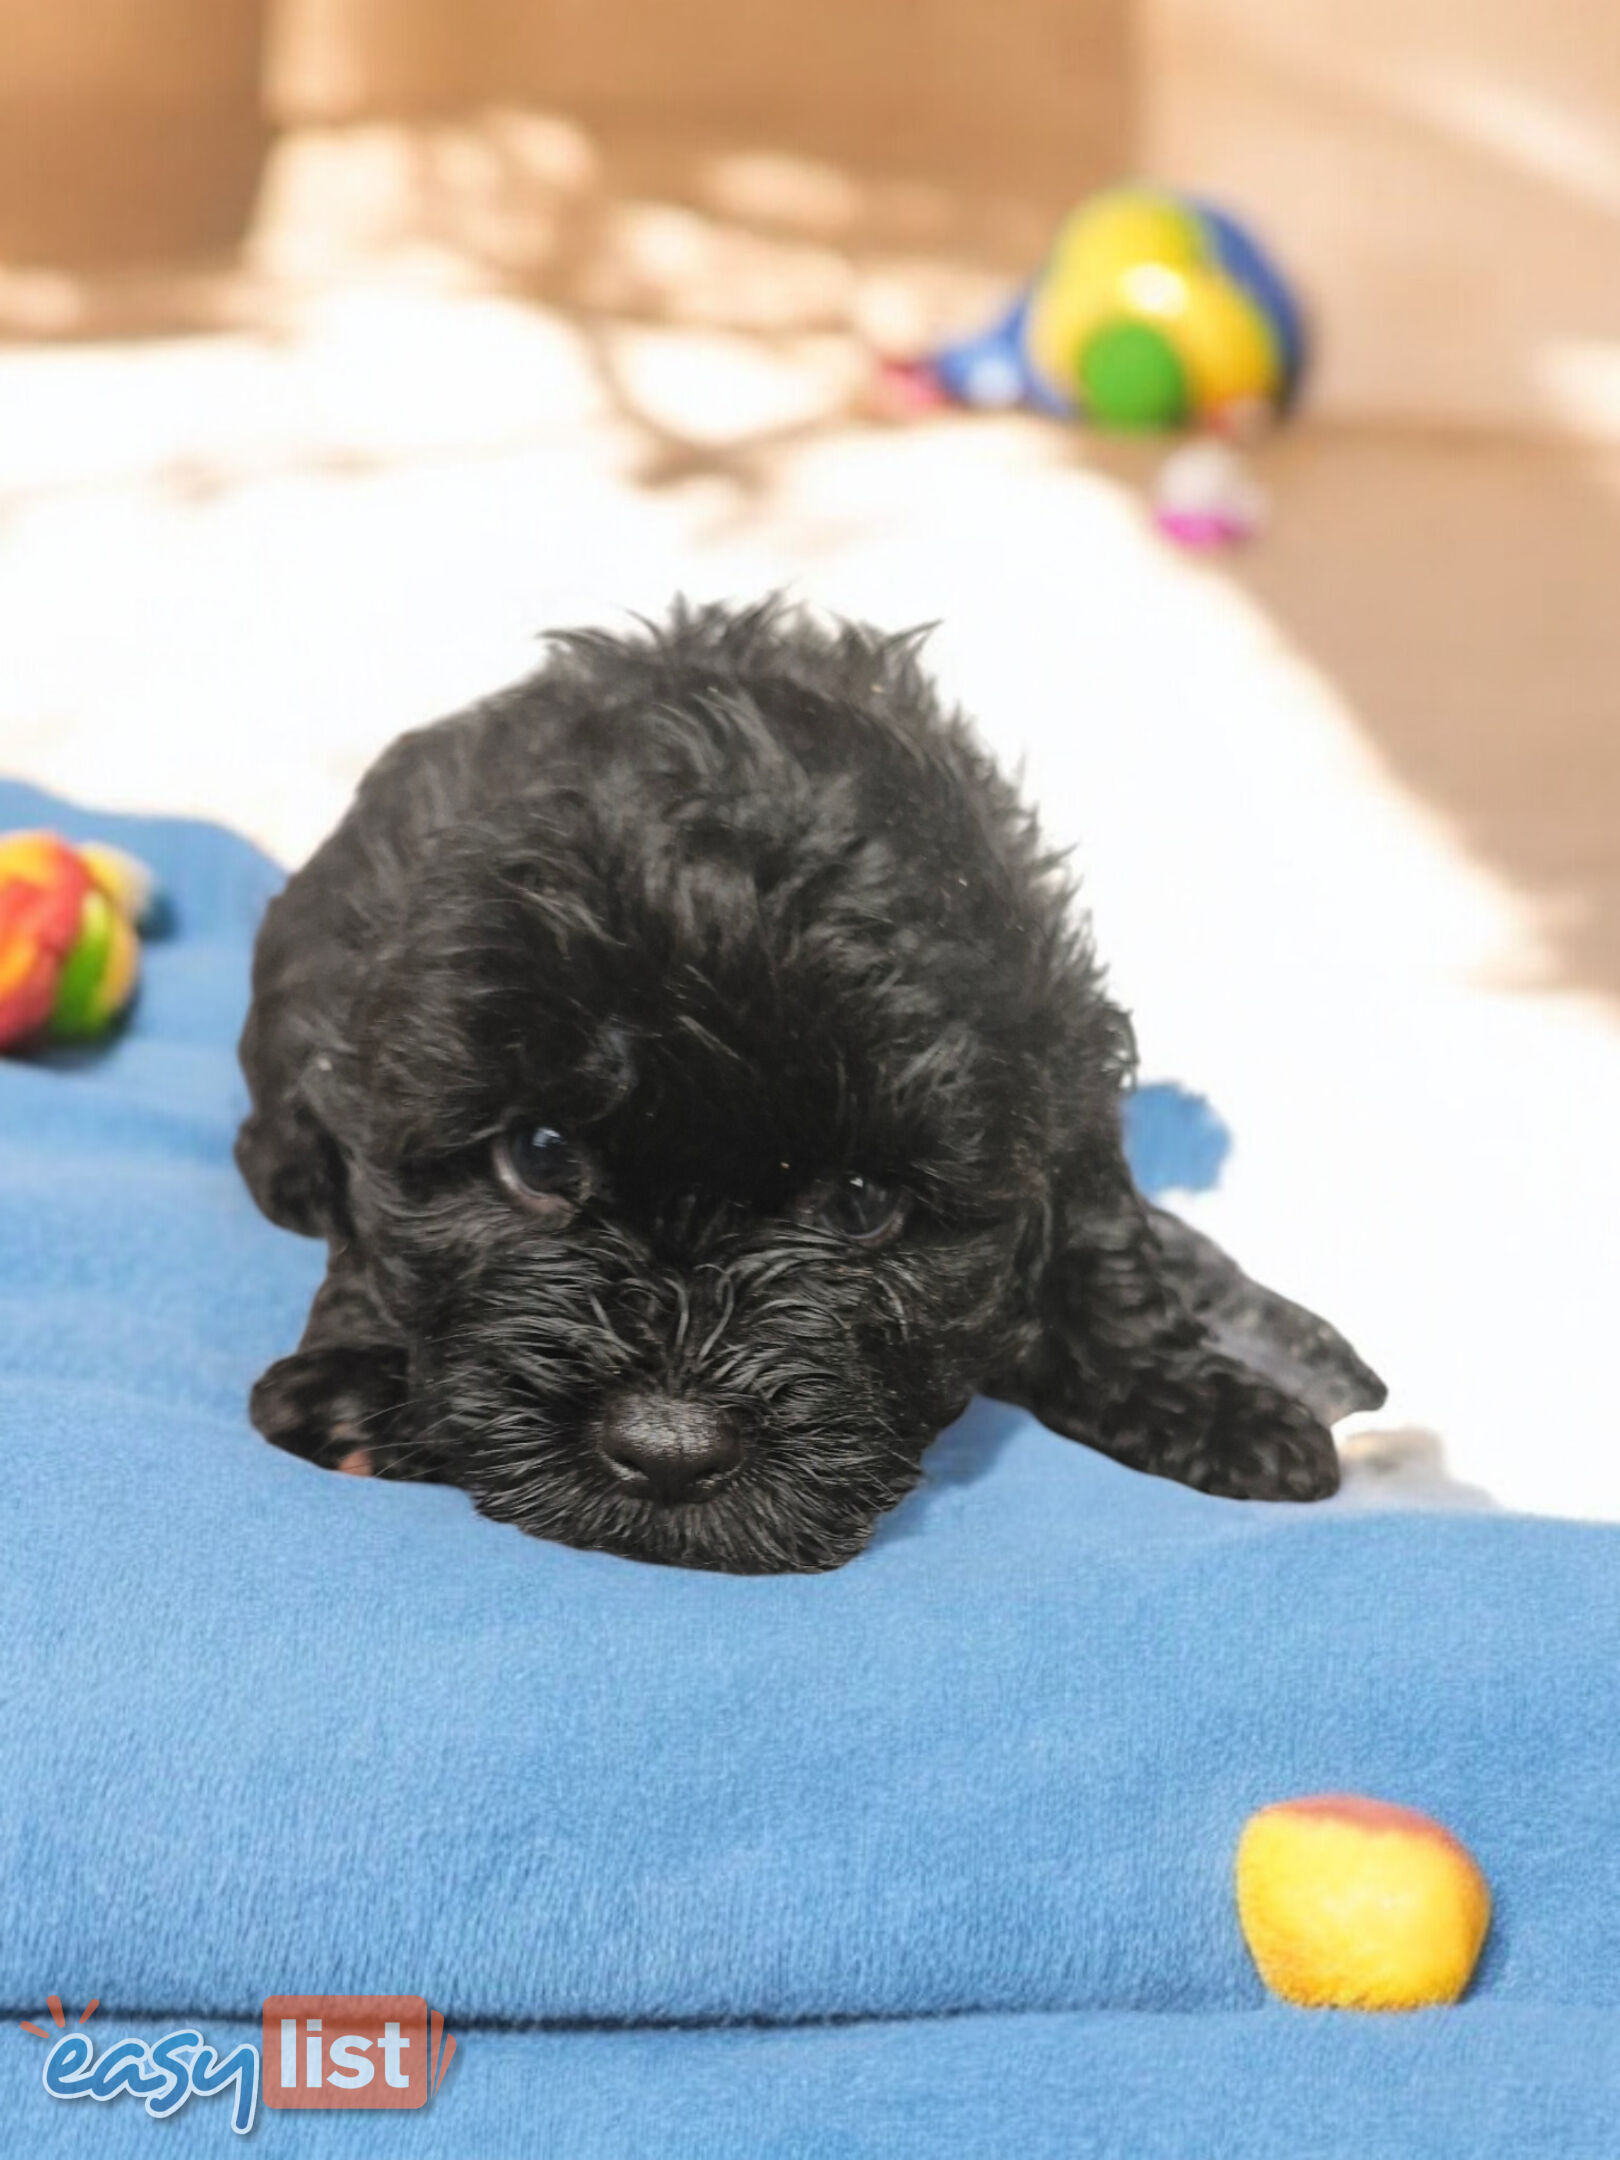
[493,1123,587,1225]
[797,1174,909,1249]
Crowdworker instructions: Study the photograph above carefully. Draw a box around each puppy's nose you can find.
[593,1392,743,1500]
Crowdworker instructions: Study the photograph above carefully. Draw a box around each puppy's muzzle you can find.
[592,1391,743,1502]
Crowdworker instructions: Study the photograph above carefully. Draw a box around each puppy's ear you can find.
[1143,1202,1386,1427]
[234,1046,352,1239]
[1008,1136,1340,1501]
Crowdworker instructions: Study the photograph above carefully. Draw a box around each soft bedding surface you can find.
[2,781,1617,2156]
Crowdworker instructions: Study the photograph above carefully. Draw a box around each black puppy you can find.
[238,601,1382,1572]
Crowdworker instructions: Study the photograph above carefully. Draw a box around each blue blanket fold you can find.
[2,781,1618,2155]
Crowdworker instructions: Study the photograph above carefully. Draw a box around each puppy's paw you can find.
[249,1344,406,1474]
[1170,1367,1341,1502]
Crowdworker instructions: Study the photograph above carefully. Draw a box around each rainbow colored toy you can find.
[877,185,1306,435]
[0,831,156,1051]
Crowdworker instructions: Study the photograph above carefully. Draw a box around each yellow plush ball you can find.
[1236,1795,1491,2010]
[1025,190,1208,392]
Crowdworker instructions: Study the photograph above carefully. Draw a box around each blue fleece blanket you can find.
[7,2007,1620,2157]
[3,781,1618,2158]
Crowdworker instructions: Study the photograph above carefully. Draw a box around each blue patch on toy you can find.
[1193,198,1309,409]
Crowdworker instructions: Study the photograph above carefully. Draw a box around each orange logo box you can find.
[263,1996,443,2111]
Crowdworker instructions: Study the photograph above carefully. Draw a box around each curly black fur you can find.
[237,600,1382,1573]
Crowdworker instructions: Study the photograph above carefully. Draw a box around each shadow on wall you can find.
[0,0,1131,302]
[0,0,1131,490]
[267,0,1133,221]
[0,104,1050,493]
[244,109,1059,491]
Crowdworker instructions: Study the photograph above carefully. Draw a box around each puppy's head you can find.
[337,634,1114,1570]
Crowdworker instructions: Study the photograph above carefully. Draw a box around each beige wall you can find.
[0,0,269,261]
[1142,0,1620,436]
[5,0,1620,438]
[271,0,1133,223]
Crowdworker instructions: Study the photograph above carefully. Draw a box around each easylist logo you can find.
[24,1991,457,2134]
